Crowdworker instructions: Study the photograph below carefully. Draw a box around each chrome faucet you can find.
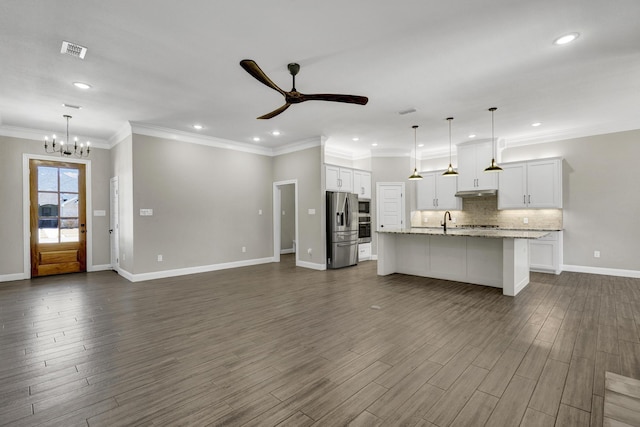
[441,211,452,232]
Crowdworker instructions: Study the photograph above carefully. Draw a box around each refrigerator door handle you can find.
[345,195,351,227]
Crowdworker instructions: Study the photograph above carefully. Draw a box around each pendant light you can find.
[408,125,422,180]
[442,117,458,176]
[484,107,502,172]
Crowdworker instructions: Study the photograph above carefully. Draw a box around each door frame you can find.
[110,176,120,271]
[22,154,92,279]
[272,179,299,265]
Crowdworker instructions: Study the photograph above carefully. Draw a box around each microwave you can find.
[358,200,370,214]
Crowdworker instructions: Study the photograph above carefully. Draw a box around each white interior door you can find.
[376,182,405,231]
[109,177,120,269]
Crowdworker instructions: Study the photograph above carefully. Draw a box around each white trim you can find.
[272,137,322,156]
[280,248,295,254]
[371,254,378,261]
[89,264,113,272]
[109,122,132,147]
[22,154,93,279]
[123,257,275,282]
[130,122,273,156]
[296,260,327,271]
[2,124,110,149]
[562,264,640,279]
[0,273,28,283]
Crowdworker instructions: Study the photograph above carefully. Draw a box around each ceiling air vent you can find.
[60,41,88,59]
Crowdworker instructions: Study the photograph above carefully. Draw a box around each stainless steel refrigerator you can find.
[326,191,359,269]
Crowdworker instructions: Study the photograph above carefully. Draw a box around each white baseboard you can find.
[0,272,28,283]
[280,248,295,254]
[371,254,378,261]
[562,264,640,279]
[89,264,113,272]
[126,257,276,282]
[296,260,326,270]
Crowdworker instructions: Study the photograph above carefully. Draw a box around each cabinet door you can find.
[527,159,561,208]
[474,141,498,190]
[456,144,477,191]
[353,171,372,198]
[416,173,437,210]
[339,168,353,192]
[325,165,341,191]
[498,162,527,209]
[436,174,462,210]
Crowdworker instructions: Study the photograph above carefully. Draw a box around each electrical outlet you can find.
[242,246,246,253]
[423,217,428,223]
[452,217,457,223]
[307,248,312,256]
[523,217,529,224]
[157,254,163,262]
[594,250,600,258]
[258,209,262,215]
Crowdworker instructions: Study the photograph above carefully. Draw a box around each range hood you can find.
[455,189,498,198]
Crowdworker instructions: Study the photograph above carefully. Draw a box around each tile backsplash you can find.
[411,196,563,230]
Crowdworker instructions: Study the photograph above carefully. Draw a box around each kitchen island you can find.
[377,227,550,296]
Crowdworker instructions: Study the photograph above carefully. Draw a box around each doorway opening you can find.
[273,180,298,265]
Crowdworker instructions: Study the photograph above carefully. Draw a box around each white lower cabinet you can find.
[529,231,563,274]
[358,242,371,261]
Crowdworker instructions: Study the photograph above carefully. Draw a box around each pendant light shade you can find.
[408,125,423,180]
[484,107,502,172]
[442,117,458,177]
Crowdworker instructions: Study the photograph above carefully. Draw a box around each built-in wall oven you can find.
[358,214,372,243]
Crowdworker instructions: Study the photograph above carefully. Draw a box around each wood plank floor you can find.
[1,255,640,426]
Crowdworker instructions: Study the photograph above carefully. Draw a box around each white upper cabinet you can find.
[325,165,353,192]
[456,140,498,192]
[416,171,462,211]
[353,170,372,199]
[498,158,562,209]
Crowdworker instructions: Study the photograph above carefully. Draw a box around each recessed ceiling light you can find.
[352,137,359,141]
[73,82,91,90]
[61,103,82,109]
[469,134,476,138]
[192,124,203,130]
[418,143,424,147]
[372,143,378,147]
[253,137,260,142]
[554,32,579,45]
[531,122,542,127]
[271,130,281,136]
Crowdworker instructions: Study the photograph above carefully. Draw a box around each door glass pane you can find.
[60,193,79,217]
[60,168,78,192]
[38,167,58,191]
[60,218,79,242]
[38,192,59,243]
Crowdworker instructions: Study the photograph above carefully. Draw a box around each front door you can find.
[30,159,87,277]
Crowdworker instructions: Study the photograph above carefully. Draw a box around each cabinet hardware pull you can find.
[528,195,531,204]
[524,195,526,204]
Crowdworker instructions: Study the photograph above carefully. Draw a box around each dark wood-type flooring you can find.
[1,255,640,426]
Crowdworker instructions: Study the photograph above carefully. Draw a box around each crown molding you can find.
[129,122,274,156]
[109,122,132,147]
[272,136,322,156]
[0,124,110,149]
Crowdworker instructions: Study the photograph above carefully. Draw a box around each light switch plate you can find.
[308,208,316,215]
[93,210,106,217]
[140,209,153,216]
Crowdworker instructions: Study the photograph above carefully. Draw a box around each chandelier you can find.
[44,115,90,157]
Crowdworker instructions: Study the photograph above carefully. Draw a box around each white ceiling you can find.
[1,0,639,158]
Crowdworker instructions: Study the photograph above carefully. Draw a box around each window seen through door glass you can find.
[37,166,80,243]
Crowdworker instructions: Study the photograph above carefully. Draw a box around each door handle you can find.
[109,229,113,234]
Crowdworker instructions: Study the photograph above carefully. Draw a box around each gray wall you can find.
[128,133,274,274]
[273,146,323,265]
[502,129,640,271]
[0,135,111,277]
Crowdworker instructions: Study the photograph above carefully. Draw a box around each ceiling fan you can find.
[239,59,369,119]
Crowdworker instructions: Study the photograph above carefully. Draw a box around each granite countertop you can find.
[378,227,551,239]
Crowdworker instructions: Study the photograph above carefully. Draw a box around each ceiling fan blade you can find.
[300,93,369,105]
[257,103,291,119]
[240,59,286,96]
